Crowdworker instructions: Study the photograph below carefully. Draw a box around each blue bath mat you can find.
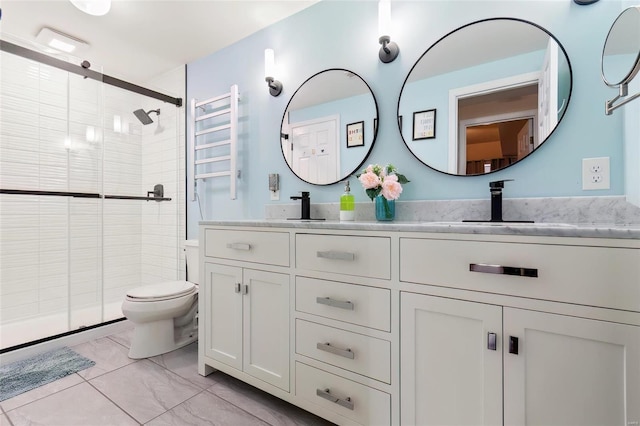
[0,347,95,401]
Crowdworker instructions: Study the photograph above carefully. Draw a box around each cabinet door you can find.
[504,308,640,426]
[203,263,243,370]
[243,268,290,391]
[400,293,503,426]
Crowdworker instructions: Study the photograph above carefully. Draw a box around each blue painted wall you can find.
[186,0,632,238]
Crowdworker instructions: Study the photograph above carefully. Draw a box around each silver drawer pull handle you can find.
[316,388,354,410]
[227,243,251,251]
[316,297,354,311]
[470,263,538,278]
[316,342,355,359]
[317,250,355,261]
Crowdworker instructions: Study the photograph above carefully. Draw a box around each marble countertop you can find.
[199,219,640,240]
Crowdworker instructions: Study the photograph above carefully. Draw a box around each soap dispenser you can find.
[340,181,355,221]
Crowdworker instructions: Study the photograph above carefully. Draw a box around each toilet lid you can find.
[126,281,196,301]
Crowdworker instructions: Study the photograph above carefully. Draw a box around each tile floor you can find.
[0,323,335,426]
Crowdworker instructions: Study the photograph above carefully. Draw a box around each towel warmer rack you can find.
[189,84,239,201]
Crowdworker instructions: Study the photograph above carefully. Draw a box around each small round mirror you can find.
[602,6,640,87]
[280,69,378,185]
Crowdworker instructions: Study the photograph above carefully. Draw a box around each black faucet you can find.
[463,179,532,223]
[489,179,512,222]
[290,192,311,220]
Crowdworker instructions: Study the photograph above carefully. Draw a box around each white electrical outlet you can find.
[582,157,610,190]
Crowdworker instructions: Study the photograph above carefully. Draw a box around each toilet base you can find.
[128,318,197,359]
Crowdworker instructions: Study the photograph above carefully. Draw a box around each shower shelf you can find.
[189,84,239,201]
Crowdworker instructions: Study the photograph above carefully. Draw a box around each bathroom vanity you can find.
[198,221,639,426]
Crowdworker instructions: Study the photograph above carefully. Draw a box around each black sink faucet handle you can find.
[290,191,309,200]
[489,179,513,190]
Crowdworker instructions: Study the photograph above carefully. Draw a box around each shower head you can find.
[133,108,160,125]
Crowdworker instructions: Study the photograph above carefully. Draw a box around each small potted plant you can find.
[357,164,409,221]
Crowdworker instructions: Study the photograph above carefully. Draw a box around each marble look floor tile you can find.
[208,373,335,426]
[0,412,10,426]
[89,359,201,424]
[107,327,134,349]
[0,372,84,412]
[147,390,270,426]
[72,336,136,380]
[149,342,218,389]
[4,382,137,426]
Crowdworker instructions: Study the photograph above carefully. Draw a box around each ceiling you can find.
[0,0,318,85]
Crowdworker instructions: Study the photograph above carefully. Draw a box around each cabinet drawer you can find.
[295,362,390,426]
[295,319,391,384]
[400,238,640,311]
[296,277,391,332]
[204,229,289,266]
[296,234,391,279]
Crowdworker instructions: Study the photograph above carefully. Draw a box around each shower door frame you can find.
[0,40,184,353]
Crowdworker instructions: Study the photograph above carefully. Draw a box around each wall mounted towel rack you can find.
[189,84,239,201]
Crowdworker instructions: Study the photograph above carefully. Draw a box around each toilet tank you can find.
[184,240,199,284]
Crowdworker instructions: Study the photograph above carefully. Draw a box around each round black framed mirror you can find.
[281,68,378,185]
[397,18,572,176]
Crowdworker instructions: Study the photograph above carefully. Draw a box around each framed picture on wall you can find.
[347,121,365,148]
[413,109,436,140]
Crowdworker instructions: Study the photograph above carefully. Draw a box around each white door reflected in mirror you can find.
[281,69,378,185]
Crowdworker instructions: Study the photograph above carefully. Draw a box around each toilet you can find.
[121,240,199,359]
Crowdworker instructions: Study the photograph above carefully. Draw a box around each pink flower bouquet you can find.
[357,164,409,201]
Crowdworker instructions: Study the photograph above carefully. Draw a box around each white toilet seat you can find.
[125,280,196,302]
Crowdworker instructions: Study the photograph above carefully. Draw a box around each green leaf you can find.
[365,188,381,201]
[396,173,410,184]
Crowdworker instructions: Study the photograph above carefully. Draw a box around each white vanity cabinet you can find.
[503,307,640,426]
[400,293,503,426]
[399,234,640,426]
[293,233,393,426]
[199,223,639,426]
[400,293,640,426]
[199,228,290,392]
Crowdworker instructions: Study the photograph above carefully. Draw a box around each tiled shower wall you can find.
[0,50,185,346]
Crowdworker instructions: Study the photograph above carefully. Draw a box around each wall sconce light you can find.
[378,0,399,63]
[264,49,283,97]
